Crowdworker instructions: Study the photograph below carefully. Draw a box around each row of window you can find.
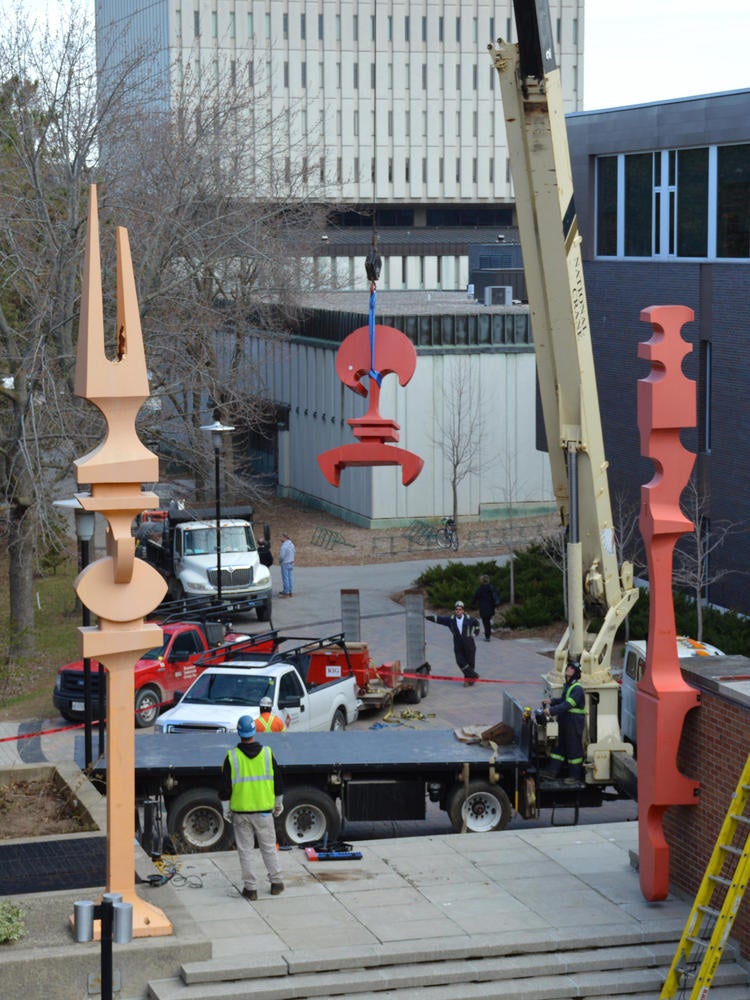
[179,9,577,49]
[596,144,750,260]
[287,155,503,187]
[279,59,496,93]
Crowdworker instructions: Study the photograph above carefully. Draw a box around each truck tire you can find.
[277,787,340,846]
[402,682,422,705]
[256,597,272,622]
[134,686,161,728]
[166,788,234,853]
[448,781,512,834]
[330,708,347,731]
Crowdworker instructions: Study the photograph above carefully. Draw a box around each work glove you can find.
[273,796,284,818]
[221,801,232,823]
[425,614,436,623]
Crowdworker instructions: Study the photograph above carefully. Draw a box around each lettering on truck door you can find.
[278,670,305,730]
[171,629,206,692]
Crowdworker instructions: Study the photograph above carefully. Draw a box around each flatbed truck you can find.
[79,693,626,852]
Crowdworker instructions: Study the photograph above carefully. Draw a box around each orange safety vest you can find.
[255,711,286,733]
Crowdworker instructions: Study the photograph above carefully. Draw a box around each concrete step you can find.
[146,939,750,1000]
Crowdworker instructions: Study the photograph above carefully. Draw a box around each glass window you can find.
[439,17,444,42]
[229,11,235,38]
[319,14,324,40]
[371,14,375,41]
[194,10,200,37]
[335,14,341,41]
[717,144,750,258]
[404,16,410,42]
[283,12,288,39]
[247,12,253,38]
[677,148,708,257]
[265,12,270,38]
[422,16,427,42]
[353,63,358,88]
[596,157,618,256]
[387,15,392,41]
[353,14,358,41]
[300,13,305,39]
[456,18,461,43]
[301,61,307,87]
[624,153,653,256]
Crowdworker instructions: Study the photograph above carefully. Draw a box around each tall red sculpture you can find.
[637,304,699,902]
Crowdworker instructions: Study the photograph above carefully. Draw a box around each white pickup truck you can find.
[155,635,360,735]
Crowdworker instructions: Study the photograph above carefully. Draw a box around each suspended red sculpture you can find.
[318,251,424,487]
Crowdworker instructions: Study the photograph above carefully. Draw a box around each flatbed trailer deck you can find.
[78,696,616,853]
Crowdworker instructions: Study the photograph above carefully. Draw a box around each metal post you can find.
[214,446,223,603]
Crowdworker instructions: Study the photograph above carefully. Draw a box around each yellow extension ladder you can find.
[661,753,750,999]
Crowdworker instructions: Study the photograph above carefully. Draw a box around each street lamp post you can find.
[54,497,97,767]
[200,418,234,604]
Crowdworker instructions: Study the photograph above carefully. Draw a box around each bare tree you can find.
[430,357,487,526]
[672,473,747,640]
[0,5,327,657]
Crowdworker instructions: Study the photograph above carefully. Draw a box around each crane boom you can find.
[489,1,638,755]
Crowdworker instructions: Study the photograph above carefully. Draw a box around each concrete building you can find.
[94,0,584,289]
[567,89,750,614]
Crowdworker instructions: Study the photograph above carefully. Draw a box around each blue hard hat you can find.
[237,715,255,738]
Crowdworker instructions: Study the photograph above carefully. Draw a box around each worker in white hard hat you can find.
[255,695,287,733]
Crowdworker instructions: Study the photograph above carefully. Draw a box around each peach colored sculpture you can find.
[637,304,699,902]
[73,185,171,936]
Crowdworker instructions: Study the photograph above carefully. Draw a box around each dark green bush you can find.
[417,548,750,653]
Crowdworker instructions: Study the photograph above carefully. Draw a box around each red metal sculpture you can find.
[318,266,423,487]
[637,304,699,902]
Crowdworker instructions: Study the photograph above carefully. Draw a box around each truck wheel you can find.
[402,682,422,705]
[277,787,340,846]
[134,686,161,728]
[330,708,347,731]
[448,781,512,834]
[256,597,272,622]
[166,788,234,853]
[417,671,430,700]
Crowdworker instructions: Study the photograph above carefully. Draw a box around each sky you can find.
[582,0,750,110]
[18,0,750,111]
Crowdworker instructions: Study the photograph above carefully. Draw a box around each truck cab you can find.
[138,504,272,620]
[619,636,724,749]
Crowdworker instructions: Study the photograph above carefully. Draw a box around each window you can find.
[300,13,305,39]
[229,11,235,38]
[353,14,358,41]
[624,153,653,256]
[388,157,393,182]
[438,17,444,42]
[717,144,750,257]
[387,15,392,41]
[194,10,200,37]
[335,14,341,41]
[211,10,217,38]
[353,63,358,89]
[472,64,478,90]
[422,158,427,182]
[283,62,289,89]
[319,61,324,89]
[354,157,359,181]
[456,18,461,43]
[230,59,236,87]
[422,16,427,42]
[353,111,359,136]
[439,157,444,183]
[422,63,427,89]
[405,157,410,182]
[265,12,270,38]
[371,14,375,41]
[283,12,288,39]
[247,12,253,38]
[595,143,750,260]
[319,13,324,40]
[404,16,410,42]
[337,62,342,87]
[596,157,618,256]
[456,64,461,89]
[371,62,376,89]
[301,61,307,88]
[677,148,708,257]
[248,60,254,86]
[388,110,393,137]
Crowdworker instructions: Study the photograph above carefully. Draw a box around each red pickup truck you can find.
[53,620,276,728]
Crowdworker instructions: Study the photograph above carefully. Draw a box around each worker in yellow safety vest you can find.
[255,696,286,733]
[219,715,285,900]
[540,660,586,785]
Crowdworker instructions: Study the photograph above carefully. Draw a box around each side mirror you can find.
[278,695,300,710]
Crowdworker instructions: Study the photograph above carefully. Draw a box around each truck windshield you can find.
[141,642,168,661]
[183,525,255,556]
[183,672,273,706]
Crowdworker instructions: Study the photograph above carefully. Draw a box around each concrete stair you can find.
[146,923,750,999]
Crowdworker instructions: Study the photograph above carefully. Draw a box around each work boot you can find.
[270,882,284,895]
[242,888,258,901]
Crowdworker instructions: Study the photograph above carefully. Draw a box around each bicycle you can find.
[436,517,459,551]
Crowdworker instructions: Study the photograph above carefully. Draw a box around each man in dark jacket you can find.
[540,660,586,784]
[472,574,501,641]
[425,600,481,686]
[219,716,285,900]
